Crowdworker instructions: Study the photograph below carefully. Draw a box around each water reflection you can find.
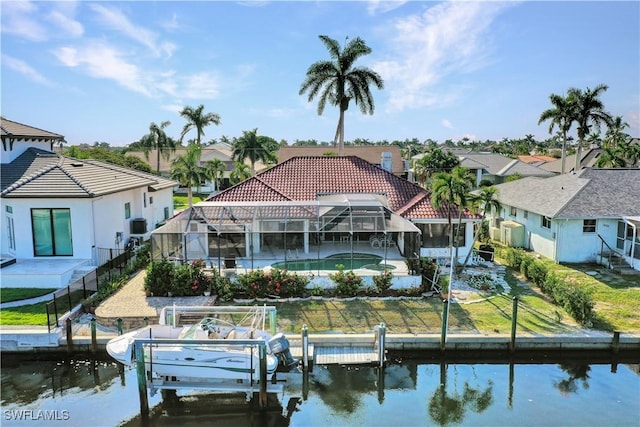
[554,363,591,395]
[0,352,638,427]
[427,363,494,426]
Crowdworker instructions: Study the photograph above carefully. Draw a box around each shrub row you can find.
[144,259,213,297]
[500,247,594,325]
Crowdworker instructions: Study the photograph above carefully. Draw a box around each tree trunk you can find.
[560,131,567,175]
[574,139,583,173]
[338,108,346,156]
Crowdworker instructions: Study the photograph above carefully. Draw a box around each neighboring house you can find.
[410,151,554,186]
[540,147,602,174]
[518,154,558,167]
[1,118,178,288]
[488,168,640,272]
[277,145,407,178]
[127,143,268,194]
[150,156,480,269]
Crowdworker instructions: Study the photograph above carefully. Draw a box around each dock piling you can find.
[612,331,620,354]
[377,323,386,367]
[510,297,519,353]
[440,300,448,351]
[90,317,97,353]
[302,325,309,372]
[134,342,149,419]
[65,318,73,352]
[117,318,124,335]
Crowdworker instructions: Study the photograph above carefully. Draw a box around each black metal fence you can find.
[45,248,138,332]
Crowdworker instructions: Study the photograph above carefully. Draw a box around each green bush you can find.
[526,261,548,286]
[236,269,309,299]
[329,265,362,297]
[144,259,174,296]
[372,270,393,294]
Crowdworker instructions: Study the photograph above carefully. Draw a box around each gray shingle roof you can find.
[1,148,178,198]
[492,168,640,219]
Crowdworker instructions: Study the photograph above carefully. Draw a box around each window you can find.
[7,216,15,251]
[31,208,73,256]
[583,219,596,233]
[5,205,12,214]
[510,207,517,217]
[143,193,147,208]
[164,207,170,220]
[541,216,551,229]
[125,202,131,219]
[418,223,466,248]
[523,210,528,219]
[149,196,153,205]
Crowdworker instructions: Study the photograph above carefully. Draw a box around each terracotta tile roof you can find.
[208,156,477,220]
[1,148,178,198]
[277,145,405,175]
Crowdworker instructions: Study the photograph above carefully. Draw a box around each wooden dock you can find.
[314,346,379,365]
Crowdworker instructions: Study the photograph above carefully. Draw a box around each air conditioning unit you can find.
[130,218,147,234]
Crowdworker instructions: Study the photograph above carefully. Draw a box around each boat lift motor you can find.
[268,333,298,370]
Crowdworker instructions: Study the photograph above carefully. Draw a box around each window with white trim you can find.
[541,216,551,229]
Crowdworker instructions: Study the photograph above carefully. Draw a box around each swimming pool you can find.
[271,253,395,271]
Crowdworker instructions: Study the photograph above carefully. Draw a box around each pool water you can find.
[271,253,394,271]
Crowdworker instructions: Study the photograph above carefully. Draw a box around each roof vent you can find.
[70,162,84,167]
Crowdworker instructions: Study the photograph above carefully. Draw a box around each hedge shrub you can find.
[501,247,594,325]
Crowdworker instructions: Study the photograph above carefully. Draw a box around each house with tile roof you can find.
[1,118,178,288]
[277,145,407,177]
[488,168,640,272]
[150,156,481,277]
[411,151,554,186]
[127,143,269,193]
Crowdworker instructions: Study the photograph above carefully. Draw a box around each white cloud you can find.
[367,0,408,15]
[179,72,221,99]
[1,54,53,86]
[47,10,84,37]
[89,4,174,58]
[0,1,48,41]
[52,42,152,97]
[376,1,514,112]
[441,119,453,129]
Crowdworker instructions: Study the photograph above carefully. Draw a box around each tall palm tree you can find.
[170,144,205,208]
[539,93,575,175]
[299,35,384,156]
[203,158,226,192]
[413,148,460,188]
[567,84,613,172]
[431,166,474,269]
[180,104,221,145]
[459,186,502,272]
[232,128,274,175]
[138,120,176,175]
[229,162,252,185]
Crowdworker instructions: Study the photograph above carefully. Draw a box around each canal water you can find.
[1,352,638,426]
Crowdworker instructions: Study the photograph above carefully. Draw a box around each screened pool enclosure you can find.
[150,199,423,274]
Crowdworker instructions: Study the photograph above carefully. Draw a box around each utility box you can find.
[500,221,525,247]
[130,218,147,234]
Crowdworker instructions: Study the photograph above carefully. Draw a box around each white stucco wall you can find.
[1,186,174,260]
[497,204,621,263]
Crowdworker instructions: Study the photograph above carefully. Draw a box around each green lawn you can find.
[1,288,56,303]
[173,194,207,210]
[0,289,87,326]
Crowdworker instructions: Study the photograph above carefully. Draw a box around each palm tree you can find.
[459,186,502,272]
[604,116,630,149]
[170,144,205,208]
[203,158,226,192]
[595,146,627,168]
[413,148,461,188]
[539,93,575,175]
[299,35,384,156]
[229,162,252,185]
[431,167,474,269]
[138,121,176,175]
[567,84,613,172]
[232,128,274,175]
[180,104,221,145]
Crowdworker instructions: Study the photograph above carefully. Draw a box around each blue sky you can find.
[2,1,639,146]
